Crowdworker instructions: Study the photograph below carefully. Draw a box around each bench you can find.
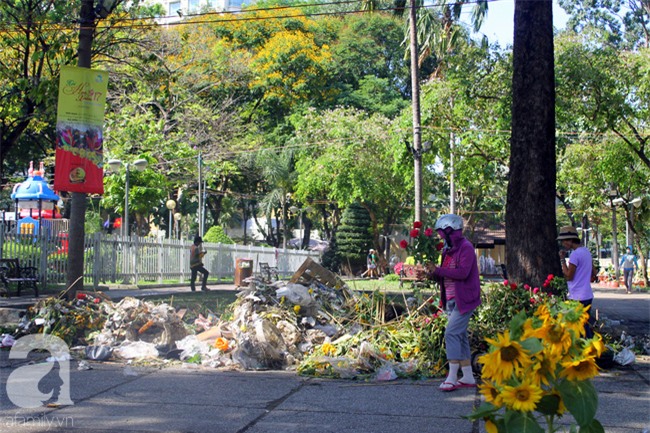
[399,264,430,289]
[258,262,279,283]
[0,258,39,297]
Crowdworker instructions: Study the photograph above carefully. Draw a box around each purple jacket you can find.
[433,231,481,314]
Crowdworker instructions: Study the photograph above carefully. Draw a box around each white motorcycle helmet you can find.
[434,214,463,231]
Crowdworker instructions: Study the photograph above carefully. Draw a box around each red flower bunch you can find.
[400,221,442,265]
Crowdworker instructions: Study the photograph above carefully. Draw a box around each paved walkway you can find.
[0,282,649,432]
[0,356,648,433]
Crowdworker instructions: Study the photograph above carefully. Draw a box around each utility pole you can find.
[408,0,423,222]
[198,152,203,237]
[66,0,96,299]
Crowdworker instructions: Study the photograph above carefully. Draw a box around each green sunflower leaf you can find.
[520,337,543,355]
[536,393,560,416]
[578,419,605,433]
[557,379,598,427]
[504,410,544,433]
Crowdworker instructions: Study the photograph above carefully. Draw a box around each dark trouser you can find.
[190,265,209,291]
[579,298,595,339]
[623,268,634,292]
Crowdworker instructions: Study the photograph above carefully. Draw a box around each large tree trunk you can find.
[506,0,561,287]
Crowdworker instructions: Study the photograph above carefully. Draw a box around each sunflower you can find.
[480,330,532,383]
[558,303,590,337]
[522,317,547,340]
[530,352,557,387]
[534,304,552,323]
[479,381,503,407]
[582,333,605,358]
[500,380,543,412]
[560,355,599,381]
[542,322,573,357]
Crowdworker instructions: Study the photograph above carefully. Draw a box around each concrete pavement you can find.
[0,357,648,433]
[0,282,649,432]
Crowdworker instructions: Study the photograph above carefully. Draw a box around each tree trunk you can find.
[66,0,95,299]
[506,0,561,287]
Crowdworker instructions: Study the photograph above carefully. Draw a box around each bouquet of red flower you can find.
[399,221,443,265]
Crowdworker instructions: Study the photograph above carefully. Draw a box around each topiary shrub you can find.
[336,202,372,275]
[203,226,235,244]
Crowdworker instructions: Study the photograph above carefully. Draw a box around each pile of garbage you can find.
[6,260,645,381]
[9,292,107,346]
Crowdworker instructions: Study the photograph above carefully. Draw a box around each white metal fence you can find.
[0,224,320,289]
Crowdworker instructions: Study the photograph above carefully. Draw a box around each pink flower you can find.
[524,284,531,290]
[413,221,423,229]
[510,283,518,290]
[503,280,509,286]
[424,317,431,324]
[93,298,100,304]
[547,274,554,280]
[76,293,86,300]
[530,298,537,304]
[533,287,540,294]
[424,228,434,237]
[410,229,420,238]
[399,240,408,249]
[543,281,550,288]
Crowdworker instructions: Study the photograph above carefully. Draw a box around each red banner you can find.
[54,66,108,194]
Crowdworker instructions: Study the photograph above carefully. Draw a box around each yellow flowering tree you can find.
[468,300,605,432]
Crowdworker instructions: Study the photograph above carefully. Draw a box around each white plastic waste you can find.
[613,347,635,366]
[115,340,159,359]
[276,284,315,307]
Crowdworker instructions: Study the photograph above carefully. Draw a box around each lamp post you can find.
[165,199,176,239]
[289,205,311,248]
[107,158,148,237]
[174,212,182,239]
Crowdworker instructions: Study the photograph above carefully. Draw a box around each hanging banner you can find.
[54,66,108,194]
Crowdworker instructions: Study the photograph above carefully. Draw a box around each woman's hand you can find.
[558,250,566,260]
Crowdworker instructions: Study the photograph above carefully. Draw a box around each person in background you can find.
[619,246,639,294]
[428,214,481,392]
[190,235,210,292]
[558,226,595,338]
[366,249,378,278]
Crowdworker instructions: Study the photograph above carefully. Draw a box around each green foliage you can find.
[471,277,568,340]
[336,202,372,266]
[383,273,400,282]
[203,226,234,244]
[320,232,341,273]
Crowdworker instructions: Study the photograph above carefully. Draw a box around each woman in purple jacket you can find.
[429,214,481,392]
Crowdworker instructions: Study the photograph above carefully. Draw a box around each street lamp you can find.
[107,158,148,237]
[289,205,311,248]
[174,212,182,239]
[166,199,176,239]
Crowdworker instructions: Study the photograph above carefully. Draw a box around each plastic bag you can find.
[116,341,159,359]
[276,284,315,307]
[85,345,112,361]
[175,335,211,361]
[375,363,398,381]
[613,347,635,366]
[1,334,16,348]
